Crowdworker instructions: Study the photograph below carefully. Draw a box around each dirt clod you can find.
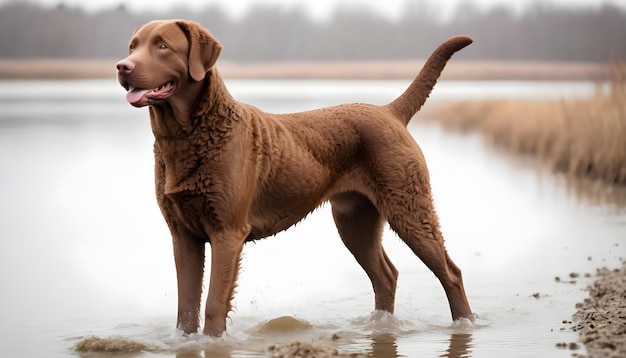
[74,336,149,353]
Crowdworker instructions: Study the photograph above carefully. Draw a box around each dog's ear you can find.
[176,20,223,81]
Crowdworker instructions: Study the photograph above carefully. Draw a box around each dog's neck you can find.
[150,69,240,139]
[150,69,245,195]
[191,69,240,119]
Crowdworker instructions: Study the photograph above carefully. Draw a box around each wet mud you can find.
[572,262,626,358]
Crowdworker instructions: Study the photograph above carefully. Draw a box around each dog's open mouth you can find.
[125,81,175,107]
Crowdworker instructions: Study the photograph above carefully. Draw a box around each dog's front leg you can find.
[203,228,248,336]
[172,229,206,335]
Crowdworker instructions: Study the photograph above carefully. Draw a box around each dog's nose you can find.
[116,59,135,75]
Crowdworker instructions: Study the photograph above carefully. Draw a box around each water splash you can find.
[352,310,415,334]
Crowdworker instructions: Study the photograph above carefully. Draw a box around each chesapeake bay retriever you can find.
[116,20,474,336]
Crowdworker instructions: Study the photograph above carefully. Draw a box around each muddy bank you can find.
[0,59,612,81]
[573,262,626,358]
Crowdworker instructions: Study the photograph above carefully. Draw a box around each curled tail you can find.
[386,35,473,125]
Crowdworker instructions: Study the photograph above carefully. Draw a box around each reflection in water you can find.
[562,174,626,212]
[179,346,232,358]
[370,333,399,357]
[73,330,474,358]
[481,140,626,212]
[441,334,473,358]
[176,352,203,358]
[366,332,473,358]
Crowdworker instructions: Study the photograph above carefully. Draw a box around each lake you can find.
[0,78,624,357]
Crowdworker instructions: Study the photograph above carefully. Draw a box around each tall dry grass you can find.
[422,60,626,185]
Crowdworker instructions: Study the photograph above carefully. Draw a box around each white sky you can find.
[5,0,623,20]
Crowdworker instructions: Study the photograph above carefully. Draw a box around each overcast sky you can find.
[5,0,623,20]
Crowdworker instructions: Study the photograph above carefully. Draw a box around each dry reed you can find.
[422,60,626,185]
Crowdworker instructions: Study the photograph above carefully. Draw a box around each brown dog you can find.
[116,20,473,336]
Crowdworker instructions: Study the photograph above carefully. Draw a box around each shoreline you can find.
[0,59,613,81]
[573,262,626,358]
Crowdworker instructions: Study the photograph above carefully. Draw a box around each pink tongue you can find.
[126,88,151,104]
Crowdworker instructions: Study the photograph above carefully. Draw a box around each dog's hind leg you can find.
[380,168,473,321]
[331,192,398,313]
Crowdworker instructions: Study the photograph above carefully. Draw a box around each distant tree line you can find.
[0,1,624,62]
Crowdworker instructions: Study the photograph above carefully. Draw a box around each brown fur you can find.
[116,20,474,336]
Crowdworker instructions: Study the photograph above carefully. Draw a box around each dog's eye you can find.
[129,44,135,51]
[159,44,168,49]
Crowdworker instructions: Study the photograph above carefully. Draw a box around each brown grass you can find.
[421,60,626,185]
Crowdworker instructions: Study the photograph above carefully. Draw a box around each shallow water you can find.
[0,79,624,357]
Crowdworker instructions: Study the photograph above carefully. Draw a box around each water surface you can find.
[0,79,623,357]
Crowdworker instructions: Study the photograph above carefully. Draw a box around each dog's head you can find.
[116,20,222,107]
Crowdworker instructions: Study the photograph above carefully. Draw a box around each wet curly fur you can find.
[116,20,474,336]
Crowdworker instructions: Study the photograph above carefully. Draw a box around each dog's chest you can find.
[154,148,231,237]
[161,190,222,239]
[154,135,233,196]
